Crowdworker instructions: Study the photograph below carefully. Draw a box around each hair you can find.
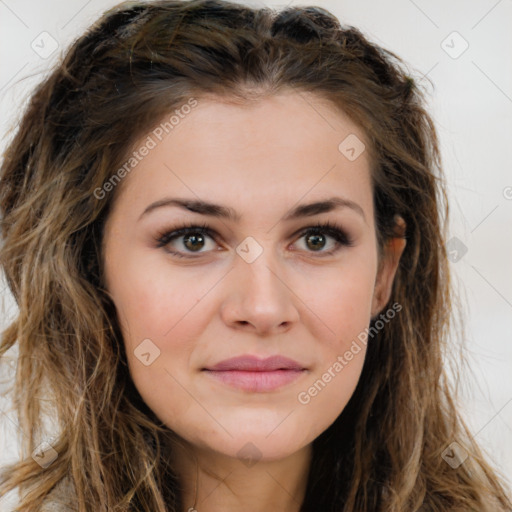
[0,0,510,510]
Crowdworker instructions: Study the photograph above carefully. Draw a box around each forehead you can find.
[166,90,369,154]
[107,91,374,223]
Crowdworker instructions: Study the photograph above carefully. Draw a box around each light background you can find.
[0,0,511,506]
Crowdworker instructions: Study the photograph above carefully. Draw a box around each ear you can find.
[371,216,407,318]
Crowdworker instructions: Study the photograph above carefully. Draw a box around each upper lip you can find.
[204,355,306,372]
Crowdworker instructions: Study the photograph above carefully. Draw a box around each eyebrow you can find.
[138,196,366,223]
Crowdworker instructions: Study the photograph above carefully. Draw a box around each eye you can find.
[155,220,354,258]
[293,220,354,256]
[155,222,217,257]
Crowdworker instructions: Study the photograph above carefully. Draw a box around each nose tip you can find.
[220,258,300,335]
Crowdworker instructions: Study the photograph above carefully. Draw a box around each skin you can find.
[102,90,406,512]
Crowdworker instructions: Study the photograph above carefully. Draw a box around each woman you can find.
[0,0,510,510]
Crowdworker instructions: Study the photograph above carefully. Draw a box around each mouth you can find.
[201,355,308,392]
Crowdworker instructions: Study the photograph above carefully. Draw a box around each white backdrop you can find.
[1,0,511,505]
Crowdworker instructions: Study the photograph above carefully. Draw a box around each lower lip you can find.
[203,369,306,392]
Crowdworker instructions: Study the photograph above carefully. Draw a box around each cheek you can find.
[303,250,377,346]
[295,345,366,444]
[106,245,212,347]
[322,274,374,331]
[113,266,212,431]
[291,253,376,434]
[105,249,215,408]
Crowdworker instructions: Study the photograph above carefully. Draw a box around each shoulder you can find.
[40,476,77,512]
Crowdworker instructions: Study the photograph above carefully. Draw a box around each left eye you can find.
[155,222,354,258]
[296,227,346,253]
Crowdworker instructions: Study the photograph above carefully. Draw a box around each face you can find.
[102,91,404,463]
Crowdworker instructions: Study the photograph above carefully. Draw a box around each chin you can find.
[190,427,312,464]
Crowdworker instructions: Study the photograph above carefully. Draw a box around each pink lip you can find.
[202,355,308,392]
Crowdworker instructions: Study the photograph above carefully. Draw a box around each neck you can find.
[168,437,312,512]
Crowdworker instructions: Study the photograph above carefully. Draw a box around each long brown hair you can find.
[1,1,510,510]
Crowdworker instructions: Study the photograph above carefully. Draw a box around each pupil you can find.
[184,233,204,251]
[307,233,325,250]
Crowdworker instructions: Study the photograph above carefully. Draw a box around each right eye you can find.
[155,223,219,257]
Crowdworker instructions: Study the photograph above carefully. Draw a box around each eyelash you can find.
[155,220,354,258]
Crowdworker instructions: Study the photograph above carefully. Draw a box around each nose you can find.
[219,249,300,336]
